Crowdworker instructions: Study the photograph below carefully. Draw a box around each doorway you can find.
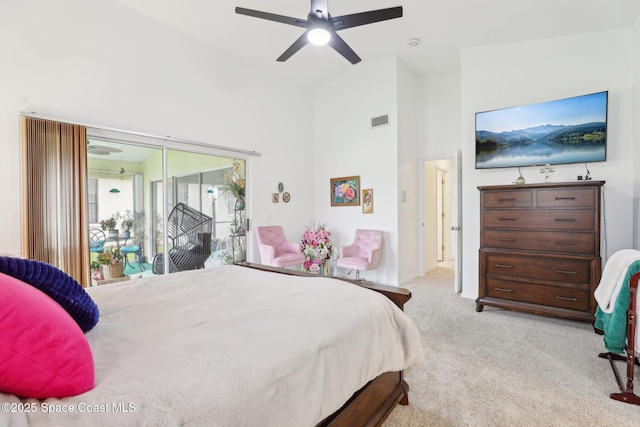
[423,157,459,277]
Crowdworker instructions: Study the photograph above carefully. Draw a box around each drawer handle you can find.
[555,197,576,200]
[497,238,516,242]
[557,296,578,302]
[556,270,578,275]
[495,287,512,293]
[555,241,576,245]
[555,218,575,222]
[498,198,516,202]
[495,264,513,268]
[499,218,517,221]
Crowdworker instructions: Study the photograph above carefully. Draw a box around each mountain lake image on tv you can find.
[475,91,608,169]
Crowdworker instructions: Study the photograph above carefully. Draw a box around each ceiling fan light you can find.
[307,28,331,46]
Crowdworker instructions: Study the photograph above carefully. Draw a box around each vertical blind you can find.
[21,116,90,286]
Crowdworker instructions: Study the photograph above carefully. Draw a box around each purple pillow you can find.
[0,256,99,332]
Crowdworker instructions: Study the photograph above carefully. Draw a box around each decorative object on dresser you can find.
[476,181,605,322]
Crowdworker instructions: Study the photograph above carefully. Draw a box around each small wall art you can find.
[330,176,360,207]
[272,193,279,203]
[362,189,373,213]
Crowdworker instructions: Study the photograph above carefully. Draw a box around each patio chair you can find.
[89,228,106,254]
[152,203,213,274]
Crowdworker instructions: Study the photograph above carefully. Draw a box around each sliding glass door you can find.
[88,138,247,280]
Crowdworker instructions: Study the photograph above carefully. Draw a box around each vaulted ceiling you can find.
[116,0,640,89]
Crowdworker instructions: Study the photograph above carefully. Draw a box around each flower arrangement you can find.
[222,160,245,204]
[301,222,336,273]
[96,247,123,265]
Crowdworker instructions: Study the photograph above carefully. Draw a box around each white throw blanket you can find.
[2,265,423,427]
[594,249,640,314]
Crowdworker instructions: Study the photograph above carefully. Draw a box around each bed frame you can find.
[238,263,413,427]
[598,270,640,405]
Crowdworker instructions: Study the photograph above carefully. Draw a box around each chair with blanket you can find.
[336,229,383,280]
[255,225,305,268]
[594,249,640,405]
[152,203,213,274]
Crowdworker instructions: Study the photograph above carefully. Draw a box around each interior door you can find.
[453,148,463,293]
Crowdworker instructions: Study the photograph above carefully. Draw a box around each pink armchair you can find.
[336,229,383,280]
[255,225,306,268]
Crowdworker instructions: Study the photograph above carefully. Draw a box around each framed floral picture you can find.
[330,176,360,206]
[362,189,373,213]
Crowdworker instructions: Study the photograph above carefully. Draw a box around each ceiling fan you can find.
[87,141,123,156]
[235,0,403,64]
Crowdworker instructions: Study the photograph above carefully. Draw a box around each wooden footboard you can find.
[318,371,409,427]
[238,263,412,426]
[237,262,411,310]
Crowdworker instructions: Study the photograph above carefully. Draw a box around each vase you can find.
[108,229,119,239]
[102,262,124,279]
[305,260,329,276]
[235,199,245,211]
[121,230,130,239]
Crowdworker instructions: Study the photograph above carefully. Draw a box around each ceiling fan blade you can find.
[310,0,329,19]
[235,7,307,28]
[332,6,403,31]
[276,32,310,62]
[328,32,361,64]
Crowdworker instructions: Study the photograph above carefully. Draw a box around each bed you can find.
[0,262,423,426]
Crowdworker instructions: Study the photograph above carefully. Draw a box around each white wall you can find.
[0,0,314,256]
[396,60,420,284]
[313,58,400,285]
[422,73,463,161]
[459,29,635,299]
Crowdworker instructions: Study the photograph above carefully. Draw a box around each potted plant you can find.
[90,260,104,282]
[100,213,120,238]
[222,159,246,210]
[97,247,124,279]
[121,210,134,239]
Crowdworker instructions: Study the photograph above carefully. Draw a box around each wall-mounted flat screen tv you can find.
[475,91,608,169]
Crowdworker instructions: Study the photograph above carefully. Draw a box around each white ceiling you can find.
[114,0,640,89]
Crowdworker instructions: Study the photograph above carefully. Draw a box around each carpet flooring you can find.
[383,266,640,426]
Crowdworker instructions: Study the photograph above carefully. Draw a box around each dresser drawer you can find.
[482,229,595,255]
[536,188,596,208]
[485,254,591,284]
[483,190,532,208]
[483,209,595,231]
[486,277,590,311]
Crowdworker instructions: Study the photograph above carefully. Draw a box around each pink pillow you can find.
[0,272,94,398]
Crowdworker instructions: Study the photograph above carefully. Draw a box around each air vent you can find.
[370,114,389,129]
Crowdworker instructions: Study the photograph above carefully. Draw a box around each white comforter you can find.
[2,265,423,427]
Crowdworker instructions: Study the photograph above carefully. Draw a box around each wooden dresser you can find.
[476,181,604,322]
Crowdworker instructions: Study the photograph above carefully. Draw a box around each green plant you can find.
[121,210,134,231]
[222,159,245,201]
[97,248,123,265]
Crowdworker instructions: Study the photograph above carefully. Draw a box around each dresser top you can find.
[478,180,605,191]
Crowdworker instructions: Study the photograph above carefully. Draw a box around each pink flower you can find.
[344,186,356,200]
